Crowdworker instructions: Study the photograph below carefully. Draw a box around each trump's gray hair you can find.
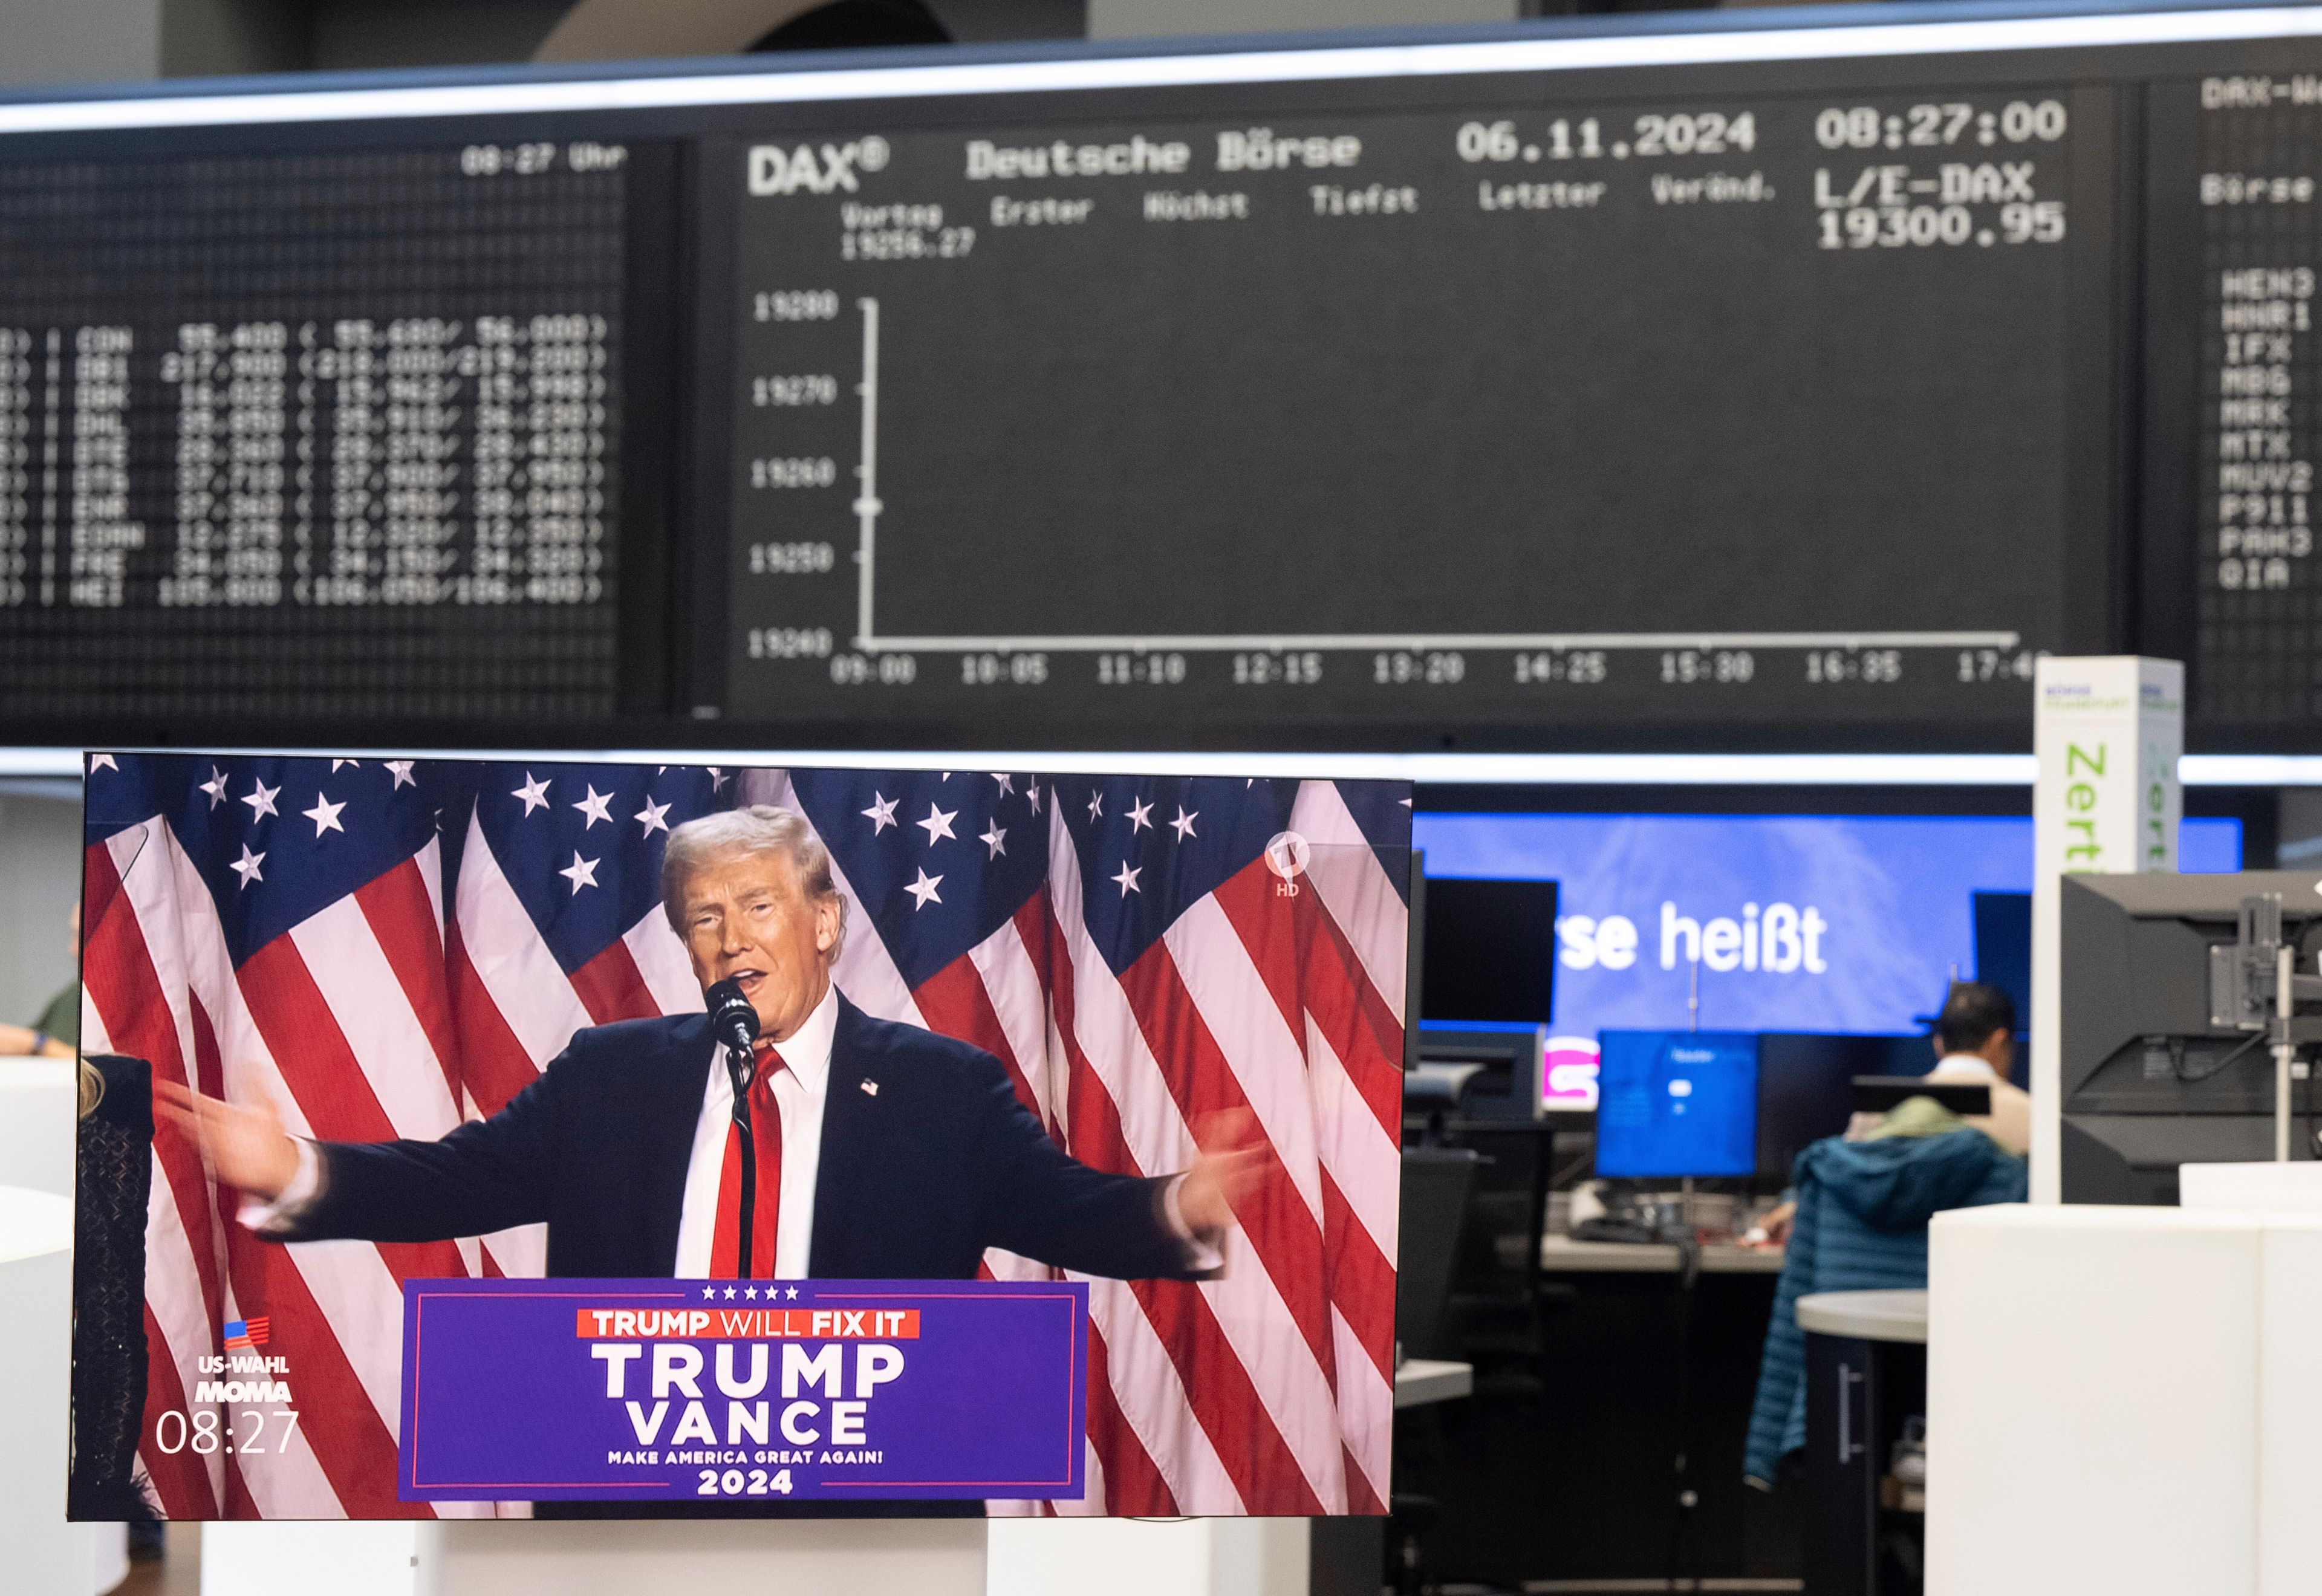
[660,805,847,957]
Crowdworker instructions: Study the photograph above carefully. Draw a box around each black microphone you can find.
[706,978,759,1057]
[706,978,760,1278]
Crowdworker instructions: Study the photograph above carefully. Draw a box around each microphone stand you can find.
[726,1041,756,1279]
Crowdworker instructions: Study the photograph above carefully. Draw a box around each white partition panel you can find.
[1928,1204,2322,1596]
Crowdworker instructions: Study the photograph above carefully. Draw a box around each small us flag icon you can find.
[223,1317,270,1349]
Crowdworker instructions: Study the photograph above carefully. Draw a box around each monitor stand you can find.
[203,1519,984,1595]
[201,1514,1313,1594]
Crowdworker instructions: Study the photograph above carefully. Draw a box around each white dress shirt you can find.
[672,981,837,1279]
[1927,1053,2032,1156]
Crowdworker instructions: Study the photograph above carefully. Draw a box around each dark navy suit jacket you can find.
[286,994,1198,1283]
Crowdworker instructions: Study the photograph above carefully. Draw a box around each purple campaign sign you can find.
[398,1278,1088,1502]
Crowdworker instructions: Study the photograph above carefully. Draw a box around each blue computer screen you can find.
[1594,1030,1760,1179]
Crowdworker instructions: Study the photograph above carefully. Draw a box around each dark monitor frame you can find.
[1419,875,1557,1030]
[1853,1076,1992,1116]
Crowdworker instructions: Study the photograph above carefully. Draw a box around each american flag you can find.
[221,1317,270,1350]
[83,753,1409,1519]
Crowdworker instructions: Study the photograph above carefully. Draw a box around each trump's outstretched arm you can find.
[971,1057,1266,1281]
[157,1067,558,1245]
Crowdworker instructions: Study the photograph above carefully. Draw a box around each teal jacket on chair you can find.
[1742,1127,2026,1485]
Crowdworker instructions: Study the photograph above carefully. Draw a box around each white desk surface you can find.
[1394,1359,1473,1409]
[1540,1234,1786,1274]
[0,1183,71,1266]
[1797,1288,1929,1344]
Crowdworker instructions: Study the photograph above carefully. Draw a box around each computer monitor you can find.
[1853,1077,1992,1116]
[1973,891,2033,1035]
[1754,1033,1928,1181]
[1595,1030,1758,1179]
[2061,871,2322,1204]
[1413,1027,1547,1122]
[1420,876,1557,1027]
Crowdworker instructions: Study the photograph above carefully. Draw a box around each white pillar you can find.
[205,1519,989,1596]
[1928,1202,2322,1595]
[2029,657,2182,1201]
[986,1517,1309,1596]
[203,1523,423,1596]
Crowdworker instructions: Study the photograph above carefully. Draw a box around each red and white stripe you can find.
[773,777,1404,1516]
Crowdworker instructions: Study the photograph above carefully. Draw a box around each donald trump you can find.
[161,806,1261,1282]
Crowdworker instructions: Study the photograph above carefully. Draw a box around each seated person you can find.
[1923,981,2031,1156]
[1742,1065,2025,1488]
[1754,981,2030,1246]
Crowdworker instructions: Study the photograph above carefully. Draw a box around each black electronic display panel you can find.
[2145,71,2322,739]
[0,141,649,725]
[714,86,2104,744]
[17,8,2322,751]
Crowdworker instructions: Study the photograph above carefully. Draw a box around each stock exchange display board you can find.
[714,85,2103,742]
[1,8,2319,750]
[0,142,661,725]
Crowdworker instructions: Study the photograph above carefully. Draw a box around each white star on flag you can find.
[1087,790,1104,821]
[229,845,265,889]
[1127,796,1154,833]
[331,759,360,773]
[512,773,551,816]
[198,767,229,810]
[709,768,729,792]
[242,780,280,822]
[558,852,601,895]
[905,868,943,910]
[1028,781,1041,813]
[724,1286,737,1300]
[980,821,1007,860]
[787,1287,799,1300]
[862,792,899,833]
[386,761,417,790]
[1171,805,1199,842]
[303,794,346,838]
[88,754,119,773]
[991,773,1014,796]
[744,1286,759,1300]
[917,803,958,845]
[573,785,614,828]
[1112,861,1142,897]
[635,797,671,837]
[702,1286,716,1300]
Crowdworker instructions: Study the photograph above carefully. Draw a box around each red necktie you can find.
[709,1045,787,1277]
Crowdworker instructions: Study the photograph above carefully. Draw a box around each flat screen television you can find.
[73,752,1411,1519]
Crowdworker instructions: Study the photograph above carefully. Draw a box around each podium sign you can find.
[399,1279,1088,1503]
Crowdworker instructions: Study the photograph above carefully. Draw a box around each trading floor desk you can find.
[1539,1235,1787,1274]
[1394,1359,1475,1409]
[1419,1230,1799,1589]
[1797,1290,1930,1596]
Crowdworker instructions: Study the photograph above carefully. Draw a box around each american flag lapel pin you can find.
[861,1079,878,1097]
